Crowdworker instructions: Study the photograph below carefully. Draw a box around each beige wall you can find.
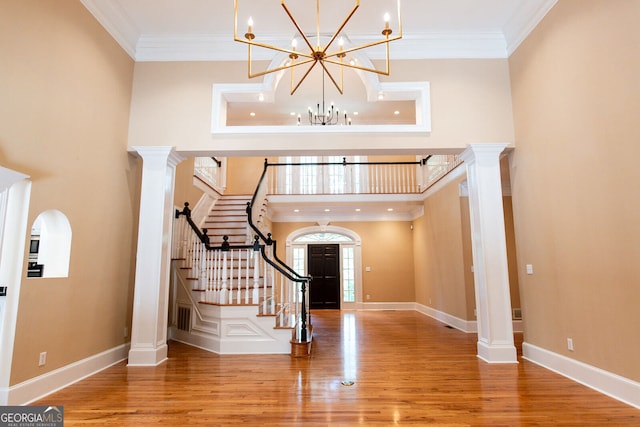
[414,174,521,322]
[225,157,265,195]
[0,1,136,384]
[127,59,514,154]
[509,0,640,380]
[413,176,469,319]
[271,220,415,303]
[174,158,204,208]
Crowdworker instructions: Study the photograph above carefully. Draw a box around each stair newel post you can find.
[266,234,275,314]
[252,236,260,304]
[220,236,230,304]
[300,278,308,342]
[199,229,210,291]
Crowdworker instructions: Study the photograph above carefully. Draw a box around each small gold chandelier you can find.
[234,0,402,95]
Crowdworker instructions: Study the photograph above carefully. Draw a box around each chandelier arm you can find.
[248,58,316,80]
[322,1,360,54]
[322,58,390,76]
[290,61,319,95]
[325,34,402,59]
[234,37,315,60]
[319,61,344,95]
[280,1,316,53]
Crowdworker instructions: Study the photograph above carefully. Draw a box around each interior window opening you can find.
[27,210,72,278]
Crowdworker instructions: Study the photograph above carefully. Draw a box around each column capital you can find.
[133,146,185,167]
[459,143,510,163]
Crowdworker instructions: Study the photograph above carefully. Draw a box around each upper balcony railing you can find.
[264,155,462,196]
[194,157,225,193]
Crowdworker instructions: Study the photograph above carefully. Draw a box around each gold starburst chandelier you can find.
[234,0,402,95]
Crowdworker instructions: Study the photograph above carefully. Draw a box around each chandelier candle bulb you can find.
[247,17,253,33]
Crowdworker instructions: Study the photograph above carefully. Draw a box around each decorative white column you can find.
[128,147,183,366]
[459,143,517,363]
[0,170,31,405]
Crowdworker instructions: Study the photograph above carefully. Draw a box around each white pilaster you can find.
[0,173,31,405]
[128,147,183,366]
[460,143,517,363]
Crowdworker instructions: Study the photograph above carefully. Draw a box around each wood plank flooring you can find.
[34,310,639,426]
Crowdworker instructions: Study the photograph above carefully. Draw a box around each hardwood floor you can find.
[35,310,639,426]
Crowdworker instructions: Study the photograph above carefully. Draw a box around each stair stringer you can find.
[170,261,292,354]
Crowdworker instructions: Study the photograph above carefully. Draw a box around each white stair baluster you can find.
[214,249,220,303]
[199,242,207,290]
[229,249,235,304]
[252,250,260,304]
[236,249,242,304]
[220,251,228,304]
[245,248,250,304]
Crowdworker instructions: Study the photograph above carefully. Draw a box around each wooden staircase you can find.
[169,194,296,355]
[202,194,252,245]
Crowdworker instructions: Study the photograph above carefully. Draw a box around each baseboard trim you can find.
[523,342,640,409]
[414,303,477,333]
[4,343,129,406]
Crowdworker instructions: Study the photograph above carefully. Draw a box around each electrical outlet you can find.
[567,338,574,351]
[39,352,47,366]
[366,294,371,300]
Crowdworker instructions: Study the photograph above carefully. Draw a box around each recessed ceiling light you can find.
[353,111,359,116]
[290,112,296,116]
[387,208,394,212]
[294,209,300,213]
[324,208,331,212]
[258,93,265,102]
[378,93,384,100]
[250,112,256,117]
[355,208,361,212]
[394,110,400,115]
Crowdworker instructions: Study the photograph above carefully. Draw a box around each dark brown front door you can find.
[308,244,340,309]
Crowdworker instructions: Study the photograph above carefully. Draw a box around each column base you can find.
[127,343,168,366]
[477,340,518,364]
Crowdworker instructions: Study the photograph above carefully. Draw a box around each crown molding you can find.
[503,0,559,56]
[134,32,508,62]
[80,0,139,59]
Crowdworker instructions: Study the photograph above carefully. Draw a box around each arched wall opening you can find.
[28,210,72,278]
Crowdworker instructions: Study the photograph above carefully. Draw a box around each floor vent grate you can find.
[177,306,192,331]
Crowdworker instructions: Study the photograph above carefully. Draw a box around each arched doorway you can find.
[286,226,362,310]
